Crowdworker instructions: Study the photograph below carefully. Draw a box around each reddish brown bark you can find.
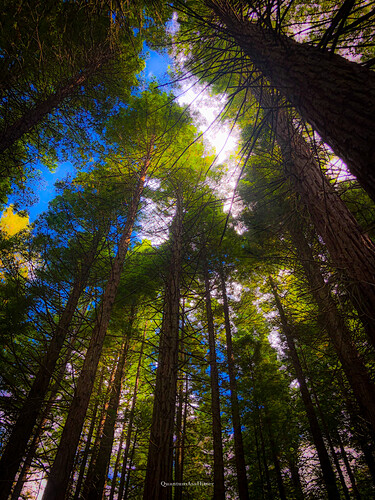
[72,369,105,500]
[143,193,183,500]
[204,260,226,500]
[0,237,99,500]
[220,270,249,500]
[108,413,127,500]
[204,1,375,201]
[269,277,340,500]
[124,428,138,500]
[117,328,146,500]
[81,362,118,499]
[42,149,152,500]
[174,301,186,500]
[86,333,130,500]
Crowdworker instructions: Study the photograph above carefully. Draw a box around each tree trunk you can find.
[289,221,375,431]
[0,48,113,155]
[174,300,186,500]
[108,414,127,500]
[337,431,362,499]
[307,374,350,500]
[264,413,287,500]
[257,413,273,500]
[143,193,183,500]
[0,235,99,500]
[11,331,80,500]
[254,86,375,348]
[117,327,146,500]
[204,259,226,500]
[86,331,131,500]
[124,428,138,500]
[204,0,375,201]
[338,372,375,488]
[288,457,305,500]
[72,369,104,500]
[219,269,249,500]
[42,147,152,500]
[269,277,340,500]
[81,361,118,499]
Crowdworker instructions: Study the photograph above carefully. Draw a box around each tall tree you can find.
[203,257,226,500]
[86,308,134,500]
[269,277,340,500]
[219,267,249,499]
[0,210,104,500]
[143,188,184,500]
[42,147,152,500]
[180,0,375,200]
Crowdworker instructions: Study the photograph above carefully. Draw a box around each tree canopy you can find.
[1,1,375,499]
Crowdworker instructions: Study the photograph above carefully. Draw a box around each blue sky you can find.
[8,49,172,223]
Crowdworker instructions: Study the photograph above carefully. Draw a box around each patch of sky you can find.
[141,44,172,82]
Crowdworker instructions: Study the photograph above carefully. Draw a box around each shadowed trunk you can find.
[174,300,186,500]
[42,146,152,500]
[258,412,273,500]
[0,234,100,500]
[72,369,105,500]
[337,431,361,499]
[288,457,304,500]
[204,259,225,500]
[289,220,375,431]
[204,0,375,201]
[0,48,113,155]
[81,362,118,499]
[86,333,131,500]
[219,269,249,500]
[108,414,127,500]
[264,413,287,500]
[307,373,350,500]
[124,429,138,500]
[11,329,80,500]
[117,327,146,500]
[143,192,183,500]
[254,86,375,347]
[269,277,340,500]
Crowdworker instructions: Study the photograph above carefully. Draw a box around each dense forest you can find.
[1,1,375,499]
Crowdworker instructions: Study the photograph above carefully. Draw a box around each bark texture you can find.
[205,0,375,201]
[42,149,151,500]
[143,193,183,500]
[11,333,79,500]
[86,335,130,500]
[117,329,145,500]
[72,370,104,500]
[174,301,187,500]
